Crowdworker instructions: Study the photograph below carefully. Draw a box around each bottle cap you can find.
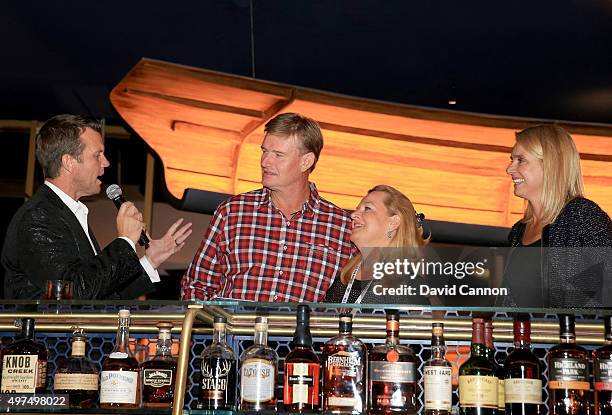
[157,322,173,331]
[339,313,352,324]
[214,316,227,324]
[118,309,130,318]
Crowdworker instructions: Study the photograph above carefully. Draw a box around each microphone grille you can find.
[106,184,122,200]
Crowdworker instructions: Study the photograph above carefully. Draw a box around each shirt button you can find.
[274,295,279,300]
[286,221,291,227]
[283,245,287,251]
[279,270,283,275]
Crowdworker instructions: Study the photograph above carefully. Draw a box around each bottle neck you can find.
[114,316,131,353]
[513,323,531,348]
[560,332,576,344]
[386,320,399,346]
[431,335,446,360]
[71,338,86,357]
[339,321,352,336]
[156,332,173,357]
[213,324,227,345]
[294,323,313,347]
[18,320,35,340]
[254,326,268,346]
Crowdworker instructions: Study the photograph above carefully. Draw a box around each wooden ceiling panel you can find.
[111,58,612,228]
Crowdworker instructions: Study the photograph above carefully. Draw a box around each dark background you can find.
[0,1,610,298]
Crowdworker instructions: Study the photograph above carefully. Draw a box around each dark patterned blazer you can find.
[505,197,612,308]
[1,184,155,299]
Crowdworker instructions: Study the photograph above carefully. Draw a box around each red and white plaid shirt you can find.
[180,183,354,302]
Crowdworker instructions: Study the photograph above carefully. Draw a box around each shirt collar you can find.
[257,182,321,216]
[45,180,89,217]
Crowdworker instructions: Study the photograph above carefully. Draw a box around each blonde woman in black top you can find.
[501,125,612,307]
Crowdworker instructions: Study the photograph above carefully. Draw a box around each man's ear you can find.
[61,154,74,174]
[300,152,315,173]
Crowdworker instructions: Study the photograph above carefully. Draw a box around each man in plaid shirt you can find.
[180,113,354,302]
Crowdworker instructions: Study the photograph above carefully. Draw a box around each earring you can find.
[386,230,393,239]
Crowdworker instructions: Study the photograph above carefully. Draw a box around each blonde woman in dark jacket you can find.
[500,125,612,307]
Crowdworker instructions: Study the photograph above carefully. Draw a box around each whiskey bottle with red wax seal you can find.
[367,311,418,415]
[284,304,321,412]
[594,315,612,415]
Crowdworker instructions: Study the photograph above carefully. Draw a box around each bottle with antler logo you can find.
[198,316,238,410]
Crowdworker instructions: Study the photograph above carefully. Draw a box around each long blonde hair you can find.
[340,185,429,284]
[516,125,584,225]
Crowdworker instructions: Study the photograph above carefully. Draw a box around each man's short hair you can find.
[264,113,323,172]
[35,114,102,179]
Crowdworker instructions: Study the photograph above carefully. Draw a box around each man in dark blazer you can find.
[1,114,192,299]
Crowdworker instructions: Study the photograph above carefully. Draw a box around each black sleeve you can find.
[12,206,149,299]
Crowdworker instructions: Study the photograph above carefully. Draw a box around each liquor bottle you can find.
[0,318,48,394]
[239,316,278,411]
[140,322,177,408]
[53,330,99,407]
[459,317,497,415]
[100,309,140,408]
[594,315,612,415]
[322,313,367,414]
[485,320,506,415]
[368,311,418,415]
[547,314,590,415]
[198,316,238,410]
[503,315,542,415]
[423,322,452,415]
[284,305,321,412]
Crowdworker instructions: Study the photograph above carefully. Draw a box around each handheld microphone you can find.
[105,184,150,248]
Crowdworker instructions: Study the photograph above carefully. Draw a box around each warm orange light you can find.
[111,59,612,228]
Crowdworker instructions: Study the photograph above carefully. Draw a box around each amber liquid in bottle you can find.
[424,323,452,415]
[53,331,99,407]
[459,317,497,415]
[368,311,418,415]
[594,315,612,415]
[100,309,141,408]
[503,316,542,415]
[547,314,590,415]
[239,316,278,412]
[322,313,367,414]
[284,304,321,413]
[0,318,48,394]
[140,322,177,408]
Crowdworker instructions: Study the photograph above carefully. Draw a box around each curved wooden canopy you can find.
[111,58,612,228]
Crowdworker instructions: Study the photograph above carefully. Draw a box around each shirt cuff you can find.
[118,237,160,283]
[140,256,161,283]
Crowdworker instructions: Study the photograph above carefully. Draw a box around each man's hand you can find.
[116,202,144,244]
[145,218,193,268]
